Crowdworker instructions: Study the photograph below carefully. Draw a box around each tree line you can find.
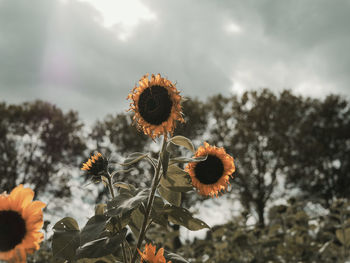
[1,89,349,262]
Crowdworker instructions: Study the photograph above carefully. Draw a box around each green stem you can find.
[130,137,167,263]
[121,241,128,263]
[125,240,132,262]
[109,173,129,262]
[116,217,129,263]
[107,171,115,199]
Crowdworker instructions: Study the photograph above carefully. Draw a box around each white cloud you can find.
[78,0,156,40]
[225,22,242,34]
[1,0,350,123]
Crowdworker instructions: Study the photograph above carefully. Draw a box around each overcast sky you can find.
[1,0,350,123]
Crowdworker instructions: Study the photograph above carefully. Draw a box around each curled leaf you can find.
[121,152,148,166]
[169,155,207,165]
[169,136,195,153]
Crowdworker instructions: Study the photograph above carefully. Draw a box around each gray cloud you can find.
[1,0,349,123]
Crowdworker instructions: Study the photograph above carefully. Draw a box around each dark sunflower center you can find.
[88,158,106,175]
[0,210,27,252]
[194,154,224,185]
[138,85,173,125]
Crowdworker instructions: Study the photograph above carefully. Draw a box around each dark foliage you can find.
[0,100,86,197]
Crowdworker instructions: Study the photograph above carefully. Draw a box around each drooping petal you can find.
[139,243,171,263]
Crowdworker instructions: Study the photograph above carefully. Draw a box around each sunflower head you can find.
[138,243,172,263]
[0,185,46,263]
[127,73,185,139]
[185,142,235,197]
[81,152,108,181]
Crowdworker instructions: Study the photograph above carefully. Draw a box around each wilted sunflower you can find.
[81,152,108,181]
[185,142,235,197]
[127,73,184,139]
[0,185,46,263]
[138,243,172,263]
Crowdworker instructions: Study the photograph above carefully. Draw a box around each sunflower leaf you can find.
[80,215,108,246]
[52,217,80,262]
[106,189,150,217]
[118,184,138,195]
[161,148,171,178]
[169,135,195,153]
[121,152,148,166]
[160,165,193,192]
[53,217,80,231]
[164,250,190,263]
[106,211,133,233]
[158,185,181,206]
[94,204,106,215]
[77,254,121,263]
[162,205,210,231]
[110,168,135,178]
[129,208,144,237]
[336,228,350,246]
[167,164,188,177]
[113,182,136,191]
[160,175,193,192]
[75,229,127,259]
[165,185,193,192]
[169,155,207,165]
[150,196,168,228]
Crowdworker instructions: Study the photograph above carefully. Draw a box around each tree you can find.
[207,89,350,225]
[0,100,86,197]
[286,94,350,207]
[207,90,306,226]
[90,112,149,155]
[173,97,209,140]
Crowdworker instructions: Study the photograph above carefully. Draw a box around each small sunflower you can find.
[138,243,172,263]
[127,73,185,139]
[0,185,46,263]
[81,152,108,180]
[185,142,235,197]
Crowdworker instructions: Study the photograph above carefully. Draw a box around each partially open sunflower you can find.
[0,185,46,262]
[81,152,108,181]
[185,142,235,197]
[128,73,184,139]
[138,243,172,263]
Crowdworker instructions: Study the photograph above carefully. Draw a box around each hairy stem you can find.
[107,171,115,199]
[121,241,128,263]
[116,217,129,263]
[130,137,167,263]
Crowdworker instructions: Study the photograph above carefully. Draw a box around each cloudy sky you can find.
[1,0,350,123]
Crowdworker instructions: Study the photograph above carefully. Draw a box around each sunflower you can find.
[138,243,172,263]
[127,73,184,139]
[0,185,46,263]
[81,152,108,181]
[185,142,235,197]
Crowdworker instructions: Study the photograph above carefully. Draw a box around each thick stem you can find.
[130,137,167,263]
